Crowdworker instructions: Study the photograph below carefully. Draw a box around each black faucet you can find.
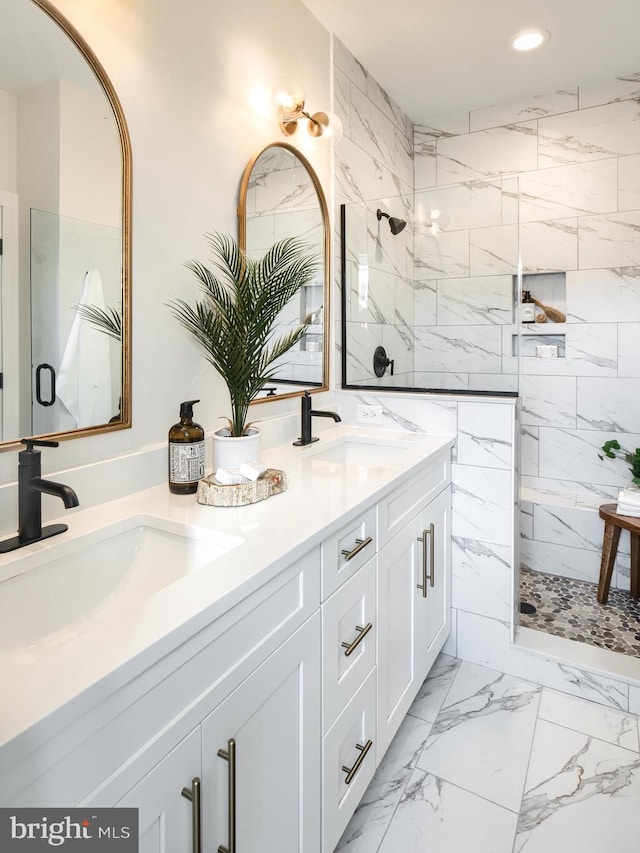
[293,391,341,446]
[0,438,79,554]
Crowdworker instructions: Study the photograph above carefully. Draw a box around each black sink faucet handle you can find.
[20,438,59,451]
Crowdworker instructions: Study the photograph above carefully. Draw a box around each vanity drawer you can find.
[377,450,450,548]
[321,505,376,600]
[322,667,376,853]
[322,558,376,732]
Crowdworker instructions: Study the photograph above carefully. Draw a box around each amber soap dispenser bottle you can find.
[168,400,205,494]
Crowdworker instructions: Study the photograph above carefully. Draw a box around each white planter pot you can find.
[212,427,261,471]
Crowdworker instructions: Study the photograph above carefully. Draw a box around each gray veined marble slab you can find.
[517,159,618,223]
[538,100,640,168]
[514,719,640,853]
[469,224,518,276]
[618,323,640,377]
[579,71,640,110]
[436,121,538,184]
[350,83,396,171]
[520,218,578,274]
[579,210,640,269]
[451,464,513,547]
[333,37,367,92]
[457,400,513,469]
[414,181,502,233]
[538,688,640,752]
[451,537,512,621]
[470,88,578,132]
[576,377,640,433]
[436,274,513,326]
[416,661,541,811]
[520,376,577,429]
[377,769,518,853]
[414,325,503,374]
[408,653,461,724]
[566,267,640,323]
[619,154,640,211]
[413,229,470,280]
[336,138,384,206]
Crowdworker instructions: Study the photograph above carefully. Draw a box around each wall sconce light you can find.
[274,80,342,144]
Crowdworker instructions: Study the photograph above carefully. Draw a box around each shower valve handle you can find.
[373,346,394,378]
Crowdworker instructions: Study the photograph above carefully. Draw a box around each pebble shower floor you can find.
[520,567,640,657]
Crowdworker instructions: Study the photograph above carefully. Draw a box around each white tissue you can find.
[215,468,249,485]
[239,461,267,482]
[618,488,640,506]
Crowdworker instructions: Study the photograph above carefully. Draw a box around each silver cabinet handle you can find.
[341,622,373,656]
[342,739,373,784]
[416,523,435,598]
[341,536,373,561]
[217,738,236,853]
[181,777,202,853]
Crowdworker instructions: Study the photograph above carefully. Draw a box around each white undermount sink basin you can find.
[302,434,414,466]
[0,517,242,653]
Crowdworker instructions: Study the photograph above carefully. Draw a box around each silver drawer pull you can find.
[181,777,202,853]
[341,536,373,561]
[341,622,373,656]
[416,523,435,598]
[217,738,236,853]
[342,739,373,784]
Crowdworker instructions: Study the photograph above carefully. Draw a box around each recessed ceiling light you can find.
[511,28,550,51]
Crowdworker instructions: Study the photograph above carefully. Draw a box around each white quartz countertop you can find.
[0,426,454,751]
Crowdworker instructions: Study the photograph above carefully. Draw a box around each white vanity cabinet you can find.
[201,612,321,853]
[0,433,454,853]
[321,449,451,852]
[377,484,451,758]
[115,728,202,853]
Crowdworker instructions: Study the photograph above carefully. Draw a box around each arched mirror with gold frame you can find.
[0,0,131,450]
[238,142,329,403]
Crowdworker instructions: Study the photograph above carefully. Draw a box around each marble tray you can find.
[197,468,287,507]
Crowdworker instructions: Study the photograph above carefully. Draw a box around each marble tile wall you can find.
[335,38,416,388]
[414,70,640,590]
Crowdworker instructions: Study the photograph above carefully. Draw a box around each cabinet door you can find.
[202,612,321,853]
[376,486,452,760]
[417,485,451,673]
[376,512,422,760]
[116,728,201,853]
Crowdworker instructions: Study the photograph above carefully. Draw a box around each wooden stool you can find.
[598,503,640,604]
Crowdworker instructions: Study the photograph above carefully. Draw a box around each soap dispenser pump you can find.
[521,290,535,324]
[168,400,205,494]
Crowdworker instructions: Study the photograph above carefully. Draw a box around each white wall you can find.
[0,0,333,530]
[0,90,17,193]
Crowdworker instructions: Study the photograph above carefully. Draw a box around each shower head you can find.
[376,208,407,235]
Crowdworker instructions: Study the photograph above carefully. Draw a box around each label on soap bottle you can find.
[169,441,205,483]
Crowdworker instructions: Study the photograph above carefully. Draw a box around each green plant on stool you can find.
[598,439,640,486]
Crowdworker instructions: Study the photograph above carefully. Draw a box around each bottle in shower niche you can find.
[521,290,535,324]
[168,400,205,494]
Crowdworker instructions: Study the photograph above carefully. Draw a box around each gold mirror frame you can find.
[0,0,132,451]
[238,142,330,404]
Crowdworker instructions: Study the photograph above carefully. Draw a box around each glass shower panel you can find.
[30,209,121,435]
[341,177,520,395]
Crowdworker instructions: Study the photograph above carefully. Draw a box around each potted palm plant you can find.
[170,232,318,470]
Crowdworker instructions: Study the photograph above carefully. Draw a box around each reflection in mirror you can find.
[238,142,329,402]
[0,0,131,449]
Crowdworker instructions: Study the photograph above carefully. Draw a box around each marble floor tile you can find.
[377,769,518,853]
[332,658,640,853]
[416,661,541,811]
[514,719,640,852]
[407,653,460,723]
[538,687,640,751]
